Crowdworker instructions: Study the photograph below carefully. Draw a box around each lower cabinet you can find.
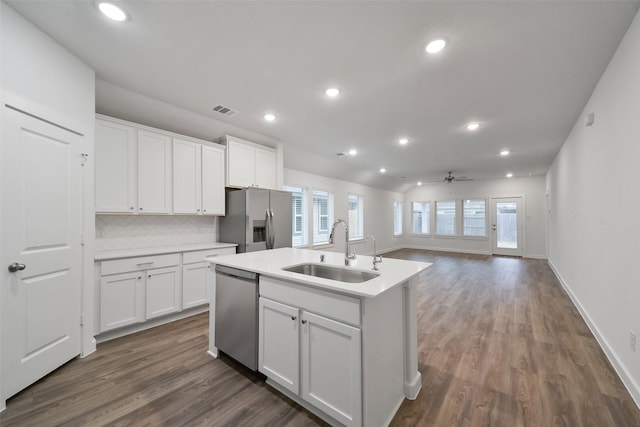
[97,246,236,335]
[259,287,362,427]
[99,271,144,331]
[182,247,236,310]
[146,266,181,319]
[182,262,210,310]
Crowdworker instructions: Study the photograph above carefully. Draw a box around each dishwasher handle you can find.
[215,265,257,281]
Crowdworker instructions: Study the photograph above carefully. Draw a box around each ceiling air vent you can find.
[212,104,238,117]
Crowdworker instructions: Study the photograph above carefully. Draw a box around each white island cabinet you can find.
[206,248,431,427]
[259,278,362,426]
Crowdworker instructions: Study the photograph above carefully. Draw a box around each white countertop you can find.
[206,247,432,298]
[95,242,237,261]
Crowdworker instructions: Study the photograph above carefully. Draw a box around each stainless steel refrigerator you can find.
[219,188,292,252]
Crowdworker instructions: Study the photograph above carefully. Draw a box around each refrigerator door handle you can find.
[265,209,273,249]
[269,209,276,248]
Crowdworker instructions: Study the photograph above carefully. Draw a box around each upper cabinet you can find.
[173,138,225,215]
[222,135,278,190]
[137,130,172,214]
[95,116,225,215]
[95,120,137,213]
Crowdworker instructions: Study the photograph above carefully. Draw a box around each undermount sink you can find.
[282,263,379,283]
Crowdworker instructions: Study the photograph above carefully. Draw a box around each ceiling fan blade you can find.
[455,177,474,181]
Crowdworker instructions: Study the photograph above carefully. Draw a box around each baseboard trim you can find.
[402,245,492,256]
[548,260,640,409]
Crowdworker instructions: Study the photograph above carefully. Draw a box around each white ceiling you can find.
[7,0,640,192]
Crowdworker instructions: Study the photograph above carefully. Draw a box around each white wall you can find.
[546,10,640,406]
[401,175,546,258]
[284,169,405,257]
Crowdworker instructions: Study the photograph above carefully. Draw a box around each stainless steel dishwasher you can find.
[214,265,259,370]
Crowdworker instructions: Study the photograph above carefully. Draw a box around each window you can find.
[284,185,307,246]
[463,199,486,237]
[411,202,430,234]
[436,200,456,235]
[348,194,364,240]
[393,201,403,236]
[313,190,334,244]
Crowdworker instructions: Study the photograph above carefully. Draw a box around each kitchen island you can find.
[206,248,431,427]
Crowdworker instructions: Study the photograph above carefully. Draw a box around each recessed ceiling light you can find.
[417,181,423,186]
[466,122,480,131]
[506,172,513,178]
[98,2,127,21]
[349,149,357,156]
[264,113,276,122]
[399,138,409,145]
[500,150,510,156]
[325,88,340,97]
[425,39,447,54]
[379,168,386,173]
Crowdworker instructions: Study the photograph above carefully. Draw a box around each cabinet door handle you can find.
[301,320,307,324]
[291,316,297,321]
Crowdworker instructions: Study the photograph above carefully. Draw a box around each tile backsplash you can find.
[95,215,217,251]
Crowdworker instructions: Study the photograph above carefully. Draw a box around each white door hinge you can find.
[81,153,89,166]
[80,313,84,326]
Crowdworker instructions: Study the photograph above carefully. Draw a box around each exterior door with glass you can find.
[491,197,523,256]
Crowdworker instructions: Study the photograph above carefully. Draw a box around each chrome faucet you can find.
[329,219,356,266]
[368,234,383,271]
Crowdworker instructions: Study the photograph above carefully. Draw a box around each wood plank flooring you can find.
[2,250,640,426]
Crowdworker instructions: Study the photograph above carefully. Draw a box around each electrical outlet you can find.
[630,330,637,352]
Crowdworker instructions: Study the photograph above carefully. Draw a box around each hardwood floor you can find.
[2,250,639,426]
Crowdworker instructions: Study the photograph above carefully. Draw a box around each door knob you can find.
[8,263,26,273]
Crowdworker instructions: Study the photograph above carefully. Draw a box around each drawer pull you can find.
[136,262,154,267]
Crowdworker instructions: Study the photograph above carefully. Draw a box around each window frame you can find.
[312,189,334,245]
[462,198,487,238]
[411,201,431,235]
[347,193,364,241]
[393,200,403,236]
[435,200,457,236]
[284,185,308,247]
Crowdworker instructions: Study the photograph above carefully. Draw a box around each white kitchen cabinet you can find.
[146,266,181,319]
[173,138,201,214]
[99,271,144,331]
[98,253,181,333]
[222,135,278,189]
[301,311,361,426]
[201,145,225,215]
[259,297,300,394]
[173,139,225,215]
[182,247,235,309]
[259,278,362,427]
[96,115,225,215]
[137,130,172,214]
[95,119,137,213]
[254,146,277,189]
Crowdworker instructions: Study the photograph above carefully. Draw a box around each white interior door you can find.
[1,106,83,399]
[491,197,523,256]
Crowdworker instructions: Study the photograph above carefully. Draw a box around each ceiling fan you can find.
[431,171,474,184]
